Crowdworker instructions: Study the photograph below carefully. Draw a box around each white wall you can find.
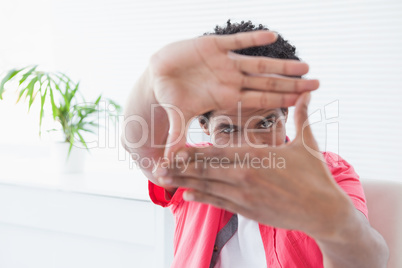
[0,0,54,146]
[1,1,401,176]
[0,1,401,267]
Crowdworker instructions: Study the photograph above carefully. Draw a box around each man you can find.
[122,20,388,267]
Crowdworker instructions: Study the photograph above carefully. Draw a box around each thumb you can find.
[294,92,318,152]
[164,106,189,159]
[294,92,311,136]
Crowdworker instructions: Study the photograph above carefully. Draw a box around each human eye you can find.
[220,125,237,134]
[259,119,274,129]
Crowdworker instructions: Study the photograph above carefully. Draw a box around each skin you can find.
[122,30,318,193]
[202,107,288,147]
[155,94,389,267]
[121,30,388,267]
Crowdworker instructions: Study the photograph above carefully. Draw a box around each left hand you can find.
[154,93,356,240]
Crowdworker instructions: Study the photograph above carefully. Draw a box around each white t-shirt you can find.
[214,214,267,268]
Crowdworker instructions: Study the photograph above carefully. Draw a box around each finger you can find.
[230,54,310,77]
[160,176,241,198]
[176,145,252,163]
[217,30,278,51]
[294,92,312,138]
[163,106,189,159]
[183,190,253,218]
[241,75,319,93]
[294,92,320,153]
[240,91,299,109]
[162,161,243,185]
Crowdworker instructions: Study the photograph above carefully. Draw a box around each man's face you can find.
[201,108,288,147]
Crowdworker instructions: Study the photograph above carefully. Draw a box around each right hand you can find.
[149,30,319,156]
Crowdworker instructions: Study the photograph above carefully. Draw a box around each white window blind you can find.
[1,0,401,180]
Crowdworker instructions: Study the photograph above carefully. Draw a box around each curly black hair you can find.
[199,20,297,126]
[205,20,300,60]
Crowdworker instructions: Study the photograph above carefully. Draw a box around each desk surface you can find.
[0,149,150,201]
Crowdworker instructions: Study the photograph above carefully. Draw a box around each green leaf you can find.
[39,86,48,136]
[76,131,88,150]
[16,85,28,103]
[102,99,121,125]
[48,81,58,121]
[67,140,74,160]
[0,68,22,100]
[69,82,80,103]
[51,77,64,95]
[19,65,38,85]
[15,76,38,107]
[53,72,72,96]
[80,106,97,114]
[94,94,102,105]
[54,81,69,110]
[55,72,71,84]
[81,121,98,128]
[26,77,39,111]
[106,98,122,113]
[46,128,58,132]
[78,127,96,134]
[65,80,71,96]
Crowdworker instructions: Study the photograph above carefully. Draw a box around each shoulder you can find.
[322,152,369,218]
[322,151,359,181]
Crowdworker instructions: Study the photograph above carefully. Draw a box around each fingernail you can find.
[183,191,194,201]
[158,177,172,185]
[153,167,167,177]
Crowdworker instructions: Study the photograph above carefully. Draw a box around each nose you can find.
[240,130,267,146]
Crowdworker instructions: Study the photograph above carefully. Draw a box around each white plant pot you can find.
[51,142,87,174]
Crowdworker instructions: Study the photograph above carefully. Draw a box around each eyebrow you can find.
[215,112,278,130]
[216,123,237,130]
[259,113,277,123]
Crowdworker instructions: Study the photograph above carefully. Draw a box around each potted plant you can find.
[0,65,121,173]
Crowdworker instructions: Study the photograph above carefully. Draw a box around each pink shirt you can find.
[149,149,368,268]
